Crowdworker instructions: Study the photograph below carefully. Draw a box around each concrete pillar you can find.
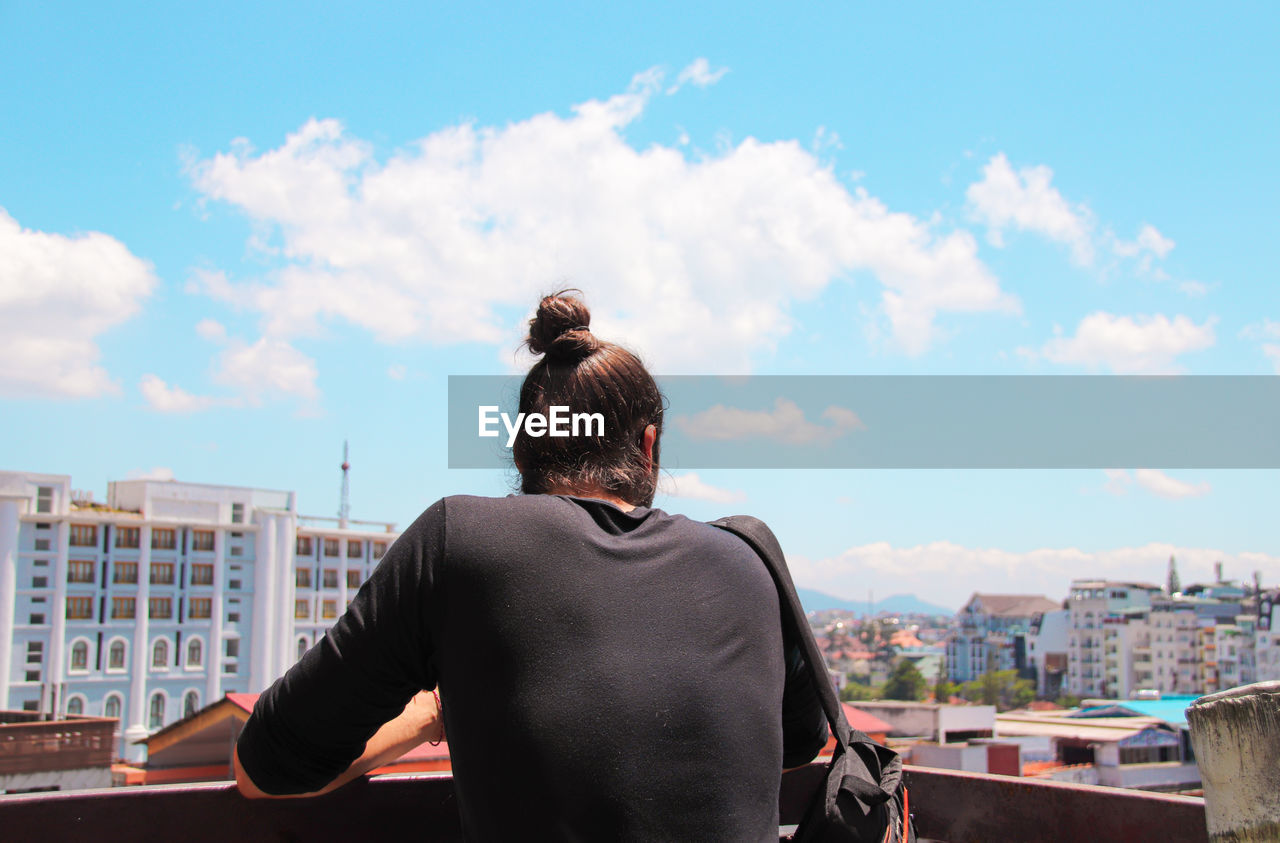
[273,512,296,682]
[48,520,70,712]
[250,516,276,691]
[0,500,20,707]
[1187,680,1280,842]
[124,525,152,763]
[205,528,225,705]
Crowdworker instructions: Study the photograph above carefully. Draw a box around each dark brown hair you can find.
[515,290,665,507]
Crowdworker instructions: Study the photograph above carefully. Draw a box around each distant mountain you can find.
[796,587,954,617]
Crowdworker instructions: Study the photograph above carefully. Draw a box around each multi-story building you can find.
[946,593,1059,683]
[1065,580,1161,698]
[0,470,400,762]
[1026,608,1068,698]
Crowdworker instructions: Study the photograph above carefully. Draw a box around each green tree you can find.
[839,679,882,702]
[958,669,1035,711]
[882,660,927,701]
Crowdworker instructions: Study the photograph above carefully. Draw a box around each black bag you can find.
[712,516,917,843]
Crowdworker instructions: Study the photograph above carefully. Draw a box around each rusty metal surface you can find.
[0,765,1207,842]
[903,766,1208,843]
[0,775,464,842]
[0,718,115,776]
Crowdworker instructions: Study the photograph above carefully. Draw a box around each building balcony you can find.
[0,713,115,779]
[0,765,1207,842]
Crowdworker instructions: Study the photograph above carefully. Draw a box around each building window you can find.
[66,596,93,619]
[36,485,54,513]
[323,569,338,589]
[297,637,308,660]
[32,575,47,588]
[149,597,173,619]
[296,536,313,556]
[113,562,138,584]
[34,538,50,551]
[228,579,241,590]
[152,639,169,668]
[347,540,362,559]
[184,691,199,718]
[373,541,387,560]
[190,563,214,586]
[149,693,165,729]
[296,568,312,588]
[150,563,175,585]
[229,545,243,558]
[223,663,237,675]
[67,696,84,716]
[108,640,126,670]
[191,530,215,552]
[187,638,203,667]
[151,528,176,550]
[225,639,240,659]
[116,527,140,549]
[29,614,45,625]
[347,569,362,589]
[189,597,212,619]
[324,538,339,557]
[231,503,245,524]
[68,560,94,583]
[70,640,89,671]
[26,642,43,664]
[26,669,41,682]
[322,600,338,620]
[295,600,310,619]
[103,695,122,721]
[70,524,97,547]
[111,597,136,619]
[227,612,240,623]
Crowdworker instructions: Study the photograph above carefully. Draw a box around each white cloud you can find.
[195,319,227,341]
[1240,320,1280,373]
[213,336,318,404]
[1178,281,1210,297]
[0,207,156,398]
[139,374,224,413]
[788,540,1273,611]
[141,324,318,412]
[656,472,747,504]
[387,364,407,380]
[667,58,729,93]
[1103,468,1210,499]
[1111,223,1176,278]
[967,153,1095,264]
[1021,312,1216,373]
[125,466,176,481]
[186,69,1016,368]
[675,398,864,445]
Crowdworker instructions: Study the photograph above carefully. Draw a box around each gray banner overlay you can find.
[448,376,1280,469]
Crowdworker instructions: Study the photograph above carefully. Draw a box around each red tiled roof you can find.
[226,693,259,713]
[841,703,892,734]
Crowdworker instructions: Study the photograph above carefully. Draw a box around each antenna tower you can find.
[339,440,350,529]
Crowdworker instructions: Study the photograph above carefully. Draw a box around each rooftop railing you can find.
[0,715,116,777]
[0,764,1207,842]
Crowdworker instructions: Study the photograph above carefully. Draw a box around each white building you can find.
[0,470,399,762]
[1065,580,1161,698]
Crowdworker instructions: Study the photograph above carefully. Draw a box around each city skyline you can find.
[2,4,1277,610]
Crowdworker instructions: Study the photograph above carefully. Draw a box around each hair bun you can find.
[526,290,599,362]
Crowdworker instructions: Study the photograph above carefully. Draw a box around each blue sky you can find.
[2,2,1277,608]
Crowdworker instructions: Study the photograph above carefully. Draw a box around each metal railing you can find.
[0,764,1207,842]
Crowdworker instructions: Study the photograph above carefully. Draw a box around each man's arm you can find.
[234,500,446,797]
[235,690,444,799]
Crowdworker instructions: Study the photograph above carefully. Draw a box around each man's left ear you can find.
[641,424,657,472]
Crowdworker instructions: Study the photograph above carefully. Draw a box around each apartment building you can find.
[1065,580,1161,698]
[946,593,1059,683]
[0,470,399,761]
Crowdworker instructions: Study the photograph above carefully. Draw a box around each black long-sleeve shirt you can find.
[237,494,827,841]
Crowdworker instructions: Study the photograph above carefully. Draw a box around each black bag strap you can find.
[710,515,866,750]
